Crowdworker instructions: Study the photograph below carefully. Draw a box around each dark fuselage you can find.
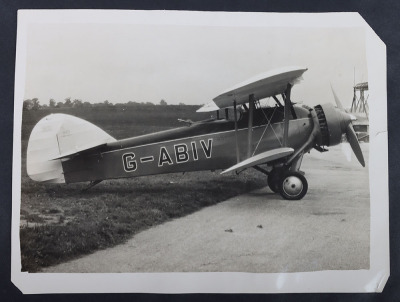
[61,106,314,183]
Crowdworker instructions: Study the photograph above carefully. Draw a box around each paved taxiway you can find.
[43,144,370,273]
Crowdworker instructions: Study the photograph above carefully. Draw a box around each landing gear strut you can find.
[267,168,283,193]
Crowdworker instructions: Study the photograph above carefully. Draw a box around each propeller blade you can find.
[345,124,365,167]
[330,84,344,110]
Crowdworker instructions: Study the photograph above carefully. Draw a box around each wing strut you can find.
[283,83,292,147]
[233,100,240,163]
[272,95,283,107]
[247,94,255,158]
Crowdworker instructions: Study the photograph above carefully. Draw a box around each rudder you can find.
[26,114,116,183]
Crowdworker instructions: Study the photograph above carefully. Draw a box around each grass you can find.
[20,172,265,272]
[20,105,266,272]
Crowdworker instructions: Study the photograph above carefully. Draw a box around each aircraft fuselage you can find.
[61,106,314,183]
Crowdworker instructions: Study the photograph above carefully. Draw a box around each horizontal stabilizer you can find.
[221,147,294,174]
[198,66,307,112]
[51,143,108,160]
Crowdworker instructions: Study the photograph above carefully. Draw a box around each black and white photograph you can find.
[11,10,388,293]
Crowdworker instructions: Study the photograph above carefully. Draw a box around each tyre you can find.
[279,171,308,200]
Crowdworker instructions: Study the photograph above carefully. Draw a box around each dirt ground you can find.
[42,143,370,273]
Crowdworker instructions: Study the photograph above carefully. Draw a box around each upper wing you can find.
[220,147,294,174]
[197,66,307,112]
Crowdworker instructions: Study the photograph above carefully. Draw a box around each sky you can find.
[24,22,368,108]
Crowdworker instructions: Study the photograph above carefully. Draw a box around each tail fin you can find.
[26,114,116,183]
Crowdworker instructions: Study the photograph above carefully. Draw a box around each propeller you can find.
[330,86,365,167]
[331,84,344,111]
[340,138,352,162]
[345,123,365,167]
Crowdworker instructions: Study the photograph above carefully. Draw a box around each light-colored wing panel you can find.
[196,101,219,113]
[221,147,294,174]
[198,66,307,112]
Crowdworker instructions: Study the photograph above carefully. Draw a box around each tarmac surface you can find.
[42,143,370,273]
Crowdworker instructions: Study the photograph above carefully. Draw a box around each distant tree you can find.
[23,99,33,110]
[31,98,40,110]
[72,99,83,108]
[49,99,56,108]
[103,100,112,106]
[56,102,64,108]
[64,97,72,107]
[41,104,48,109]
[159,99,167,106]
[146,102,155,106]
[83,101,91,108]
[127,101,140,106]
[179,102,185,106]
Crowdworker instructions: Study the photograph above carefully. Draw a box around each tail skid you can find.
[81,180,103,192]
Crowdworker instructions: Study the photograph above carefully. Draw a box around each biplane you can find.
[26,66,365,200]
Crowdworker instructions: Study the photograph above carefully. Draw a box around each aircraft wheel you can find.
[279,171,308,200]
[267,168,282,193]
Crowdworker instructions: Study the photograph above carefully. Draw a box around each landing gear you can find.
[267,168,283,193]
[265,151,308,200]
[278,171,308,200]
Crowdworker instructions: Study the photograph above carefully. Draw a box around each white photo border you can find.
[11,10,389,293]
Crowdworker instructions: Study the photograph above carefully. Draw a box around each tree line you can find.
[22,97,179,111]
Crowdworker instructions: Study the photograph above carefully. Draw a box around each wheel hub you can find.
[282,176,303,197]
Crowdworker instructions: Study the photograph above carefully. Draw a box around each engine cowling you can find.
[313,103,352,147]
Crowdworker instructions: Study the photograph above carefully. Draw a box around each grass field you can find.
[20,105,266,272]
